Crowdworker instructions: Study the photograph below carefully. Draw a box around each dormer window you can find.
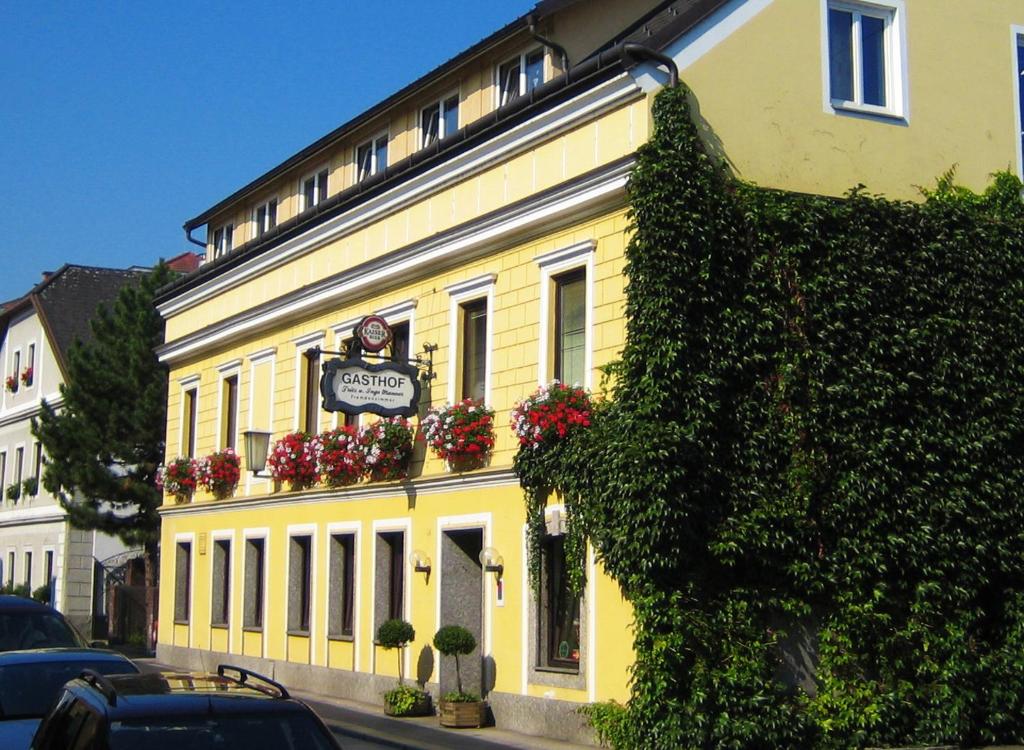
[301,168,329,211]
[356,134,388,182]
[421,94,459,148]
[498,48,545,107]
[253,197,278,238]
[213,224,233,259]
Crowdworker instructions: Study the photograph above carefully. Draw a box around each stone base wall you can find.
[156,643,597,745]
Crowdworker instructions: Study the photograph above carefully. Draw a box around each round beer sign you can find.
[355,315,393,353]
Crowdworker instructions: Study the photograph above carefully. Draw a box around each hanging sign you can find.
[320,358,421,418]
[354,315,393,353]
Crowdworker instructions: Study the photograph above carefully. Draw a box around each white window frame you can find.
[24,342,35,389]
[300,167,329,212]
[209,530,236,650]
[325,521,362,669]
[177,375,201,457]
[244,347,277,492]
[821,0,907,121]
[292,331,325,433]
[252,196,279,239]
[369,518,411,675]
[445,274,496,405]
[536,241,595,389]
[173,531,196,647]
[420,91,460,149]
[212,223,234,259]
[496,47,545,108]
[242,528,270,657]
[355,132,389,182]
[286,524,318,663]
[1013,26,1024,180]
[216,360,242,451]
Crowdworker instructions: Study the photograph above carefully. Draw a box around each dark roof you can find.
[33,266,144,368]
[160,0,728,305]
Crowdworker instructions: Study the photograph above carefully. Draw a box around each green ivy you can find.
[518,83,1024,748]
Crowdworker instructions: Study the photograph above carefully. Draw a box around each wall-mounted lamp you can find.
[242,430,272,476]
[409,549,431,581]
[478,547,504,578]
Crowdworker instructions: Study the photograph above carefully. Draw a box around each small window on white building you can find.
[825,1,905,118]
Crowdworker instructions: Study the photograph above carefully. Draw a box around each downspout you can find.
[621,42,679,88]
[527,13,570,79]
[184,224,206,250]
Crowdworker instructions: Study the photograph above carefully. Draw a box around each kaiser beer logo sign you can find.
[320,316,421,418]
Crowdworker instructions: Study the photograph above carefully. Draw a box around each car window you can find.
[0,612,82,651]
[0,659,137,718]
[31,694,94,750]
[108,712,337,750]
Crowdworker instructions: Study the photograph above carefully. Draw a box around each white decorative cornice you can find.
[159,468,519,518]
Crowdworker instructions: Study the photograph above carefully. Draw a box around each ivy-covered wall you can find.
[553,85,1024,748]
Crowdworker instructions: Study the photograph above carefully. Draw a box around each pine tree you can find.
[32,262,174,645]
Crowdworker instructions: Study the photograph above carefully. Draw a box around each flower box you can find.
[4,375,17,393]
[511,382,593,450]
[157,457,197,504]
[19,367,32,387]
[438,698,486,728]
[316,426,364,487]
[421,399,495,471]
[360,417,413,482]
[269,432,318,491]
[197,448,241,500]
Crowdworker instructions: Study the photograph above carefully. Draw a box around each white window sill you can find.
[830,99,906,123]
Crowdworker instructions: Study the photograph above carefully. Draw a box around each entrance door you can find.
[439,528,484,697]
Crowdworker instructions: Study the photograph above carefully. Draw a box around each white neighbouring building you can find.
[0,265,142,636]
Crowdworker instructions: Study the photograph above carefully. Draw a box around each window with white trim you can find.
[243,537,265,629]
[182,387,198,458]
[356,134,388,182]
[328,532,356,639]
[221,374,238,450]
[301,168,329,211]
[174,541,191,623]
[421,94,459,148]
[212,224,233,259]
[825,1,904,118]
[498,48,544,107]
[1016,33,1024,173]
[211,538,230,627]
[253,197,278,238]
[288,534,313,634]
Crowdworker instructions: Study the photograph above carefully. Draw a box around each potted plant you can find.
[19,366,33,387]
[5,374,17,393]
[434,624,486,728]
[157,456,197,504]
[196,448,241,500]
[377,618,431,717]
[421,399,495,471]
[316,426,364,487]
[5,483,20,502]
[20,477,38,498]
[268,432,318,491]
[510,381,593,449]
[360,417,414,482]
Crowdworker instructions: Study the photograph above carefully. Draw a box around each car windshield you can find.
[0,660,136,718]
[0,612,82,652]
[108,713,337,750]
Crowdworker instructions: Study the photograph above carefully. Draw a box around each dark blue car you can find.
[30,665,342,749]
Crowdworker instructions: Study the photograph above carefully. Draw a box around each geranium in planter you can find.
[377,618,431,717]
[421,399,495,471]
[360,417,413,482]
[316,426,364,487]
[434,625,485,728]
[19,367,32,387]
[4,375,17,393]
[196,448,241,500]
[510,381,593,449]
[157,457,197,504]
[269,432,318,491]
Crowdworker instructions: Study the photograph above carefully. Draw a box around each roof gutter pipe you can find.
[184,225,206,250]
[527,14,571,79]
[621,42,679,88]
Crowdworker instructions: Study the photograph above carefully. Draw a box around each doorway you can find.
[439,528,484,696]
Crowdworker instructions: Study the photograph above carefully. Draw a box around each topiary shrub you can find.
[433,624,477,699]
[376,618,414,686]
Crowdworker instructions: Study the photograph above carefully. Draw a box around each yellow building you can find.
[155,1,1024,742]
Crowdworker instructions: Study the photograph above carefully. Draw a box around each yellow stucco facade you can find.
[156,1,1024,742]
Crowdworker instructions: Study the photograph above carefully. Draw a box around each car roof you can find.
[0,648,135,667]
[72,671,312,720]
[0,596,55,612]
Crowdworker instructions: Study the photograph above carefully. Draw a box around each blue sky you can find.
[0,1,535,303]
